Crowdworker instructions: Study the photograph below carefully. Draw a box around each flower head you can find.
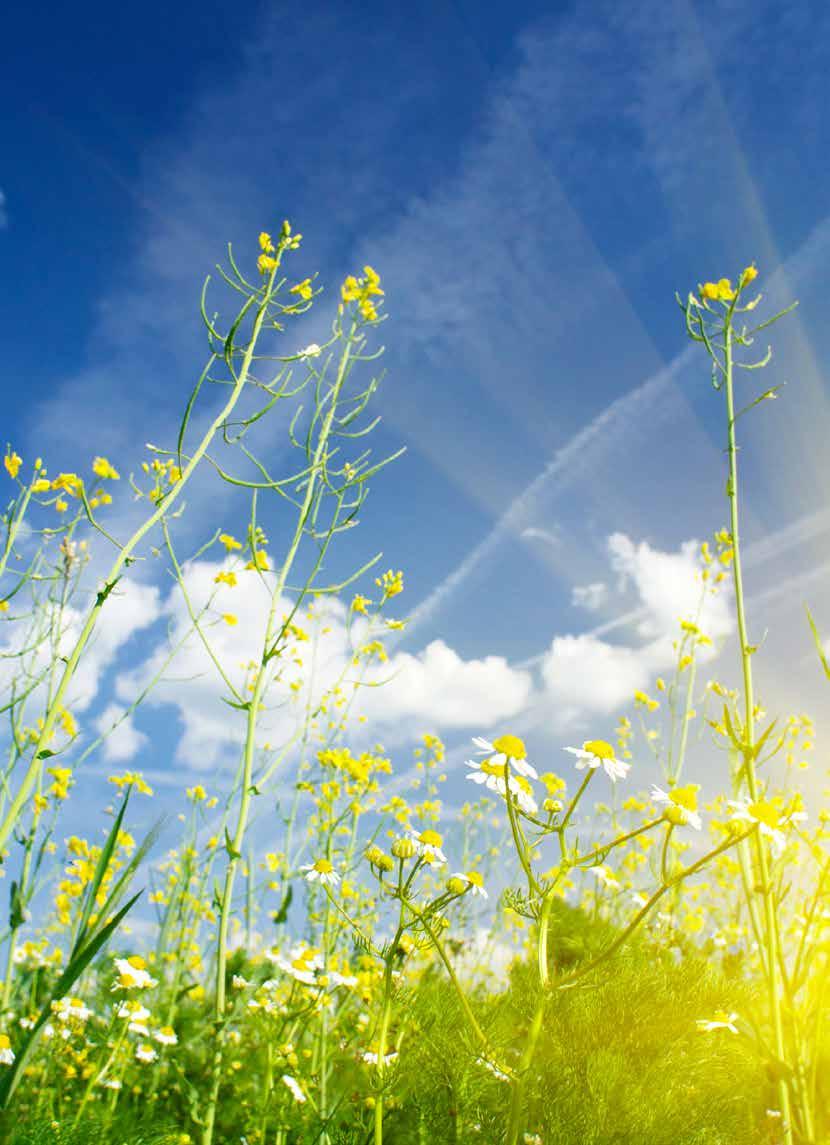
[696,1010,739,1034]
[112,955,157,991]
[301,859,340,887]
[564,741,630,782]
[650,784,702,830]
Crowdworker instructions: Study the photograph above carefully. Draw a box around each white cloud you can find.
[571,582,607,612]
[94,703,149,763]
[607,533,732,642]
[0,577,161,727]
[539,532,733,726]
[113,559,532,769]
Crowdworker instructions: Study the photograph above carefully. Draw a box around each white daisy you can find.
[727,798,805,858]
[135,1043,158,1063]
[361,1049,398,1067]
[450,871,488,898]
[282,1074,306,1103]
[564,740,630,782]
[154,1026,178,1046]
[588,864,620,890]
[301,859,340,886]
[465,759,538,815]
[696,1011,739,1034]
[407,829,447,865]
[112,956,157,991]
[650,784,702,830]
[472,735,538,779]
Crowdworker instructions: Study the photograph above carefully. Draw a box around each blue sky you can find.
[3,0,830,857]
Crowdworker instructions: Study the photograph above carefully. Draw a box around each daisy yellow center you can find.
[127,956,146,971]
[480,760,508,779]
[670,784,699,812]
[583,740,614,760]
[465,871,484,887]
[492,734,526,760]
[313,859,334,874]
[513,775,533,796]
[0,1035,9,1050]
[748,800,781,830]
[418,830,443,847]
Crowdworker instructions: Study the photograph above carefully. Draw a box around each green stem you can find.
[723,321,793,1143]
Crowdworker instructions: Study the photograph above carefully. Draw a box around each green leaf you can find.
[0,891,142,1109]
[272,884,293,926]
[805,606,830,681]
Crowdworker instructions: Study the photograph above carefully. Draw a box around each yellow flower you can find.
[341,275,361,302]
[0,601,8,613]
[363,266,384,297]
[47,766,73,801]
[700,278,736,302]
[491,734,527,760]
[31,478,50,493]
[219,533,242,552]
[290,278,314,301]
[222,613,238,626]
[214,571,237,587]
[51,473,82,496]
[740,264,758,286]
[4,452,22,480]
[108,772,154,797]
[258,254,278,276]
[59,708,77,738]
[92,457,120,480]
[259,232,275,253]
[375,569,403,598]
[55,498,68,513]
[246,550,270,571]
[351,594,370,615]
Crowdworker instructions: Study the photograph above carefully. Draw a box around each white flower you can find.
[407,829,447,865]
[564,740,630,782]
[135,1043,158,1063]
[282,1074,306,1103]
[298,343,322,359]
[650,784,702,830]
[361,1049,398,1067]
[450,872,488,898]
[116,1001,150,1023]
[588,864,620,890]
[471,736,538,779]
[465,759,538,815]
[476,1056,509,1082]
[696,1011,739,1034]
[112,956,157,991]
[0,1036,13,1066]
[52,997,92,1023]
[326,970,359,989]
[154,1026,178,1046]
[100,1077,122,1090]
[301,859,340,886]
[727,798,805,858]
[271,945,324,986]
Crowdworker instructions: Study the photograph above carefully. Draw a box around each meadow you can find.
[0,228,827,1145]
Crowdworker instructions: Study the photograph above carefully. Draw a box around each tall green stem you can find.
[724,322,793,1142]
[201,323,357,1145]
